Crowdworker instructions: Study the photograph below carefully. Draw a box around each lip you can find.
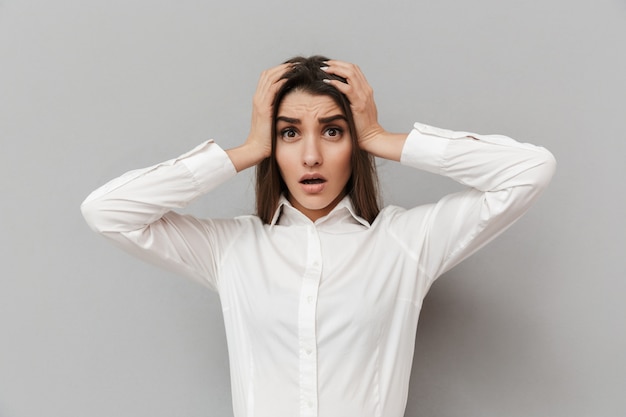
[298,173,327,194]
[299,173,327,183]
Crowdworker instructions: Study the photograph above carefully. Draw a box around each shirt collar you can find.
[269,195,371,229]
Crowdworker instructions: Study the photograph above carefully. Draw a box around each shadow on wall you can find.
[405,266,570,415]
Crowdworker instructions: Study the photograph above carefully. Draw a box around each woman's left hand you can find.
[321,60,386,151]
[322,60,407,161]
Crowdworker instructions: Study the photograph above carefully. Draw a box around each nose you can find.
[302,136,322,167]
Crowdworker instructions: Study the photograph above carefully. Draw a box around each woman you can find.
[81,56,555,417]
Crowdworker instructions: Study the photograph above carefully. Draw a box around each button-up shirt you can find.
[81,122,556,417]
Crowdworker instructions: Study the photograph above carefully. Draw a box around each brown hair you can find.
[255,55,380,224]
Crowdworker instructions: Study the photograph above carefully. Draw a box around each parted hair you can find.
[255,56,380,224]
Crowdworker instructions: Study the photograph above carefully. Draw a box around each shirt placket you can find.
[298,225,322,417]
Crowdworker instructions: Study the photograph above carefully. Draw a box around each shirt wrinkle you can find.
[212,217,248,293]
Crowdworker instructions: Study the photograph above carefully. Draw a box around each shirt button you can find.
[305,348,312,355]
[307,296,314,304]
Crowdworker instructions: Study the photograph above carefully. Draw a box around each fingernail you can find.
[322,79,332,84]
[320,66,329,71]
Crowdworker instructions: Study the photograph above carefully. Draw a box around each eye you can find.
[280,128,299,141]
[324,127,343,139]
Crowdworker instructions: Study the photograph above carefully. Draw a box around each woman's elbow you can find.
[80,198,106,233]
[533,148,557,191]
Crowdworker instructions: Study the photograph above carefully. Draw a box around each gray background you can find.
[1,0,624,416]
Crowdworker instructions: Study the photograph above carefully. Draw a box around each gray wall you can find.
[1,0,624,416]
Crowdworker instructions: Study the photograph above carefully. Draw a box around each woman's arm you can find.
[80,141,238,289]
[395,123,556,283]
[81,63,293,289]
[322,60,556,284]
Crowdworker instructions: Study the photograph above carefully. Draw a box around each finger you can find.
[322,78,352,95]
[321,68,371,104]
[257,63,293,89]
[322,60,368,85]
[254,63,292,101]
[265,62,296,82]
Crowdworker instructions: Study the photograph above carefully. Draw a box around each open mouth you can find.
[300,178,326,185]
[298,175,327,194]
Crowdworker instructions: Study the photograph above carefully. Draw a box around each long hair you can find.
[255,55,380,224]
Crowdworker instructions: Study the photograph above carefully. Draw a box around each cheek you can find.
[342,142,353,167]
[335,145,353,180]
[275,146,294,180]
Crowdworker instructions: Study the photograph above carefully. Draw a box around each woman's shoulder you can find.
[199,213,264,229]
[371,202,438,234]
[163,212,265,240]
[377,202,433,220]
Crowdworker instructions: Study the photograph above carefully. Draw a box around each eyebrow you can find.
[276,114,348,124]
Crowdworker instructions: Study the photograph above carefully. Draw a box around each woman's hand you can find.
[321,60,383,148]
[227,63,291,172]
[321,60,407,161]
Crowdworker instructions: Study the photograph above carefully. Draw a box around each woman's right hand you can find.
[227,63,292,172]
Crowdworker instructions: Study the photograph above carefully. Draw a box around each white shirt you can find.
[81,122,556,417]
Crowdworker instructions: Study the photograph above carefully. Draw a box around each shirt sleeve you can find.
[388,122,556,287]
[80,140,238,290]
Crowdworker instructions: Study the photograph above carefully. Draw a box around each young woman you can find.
[81,56,556,417]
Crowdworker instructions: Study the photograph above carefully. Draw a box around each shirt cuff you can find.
[179,140,238,193]
[400,122,456,175]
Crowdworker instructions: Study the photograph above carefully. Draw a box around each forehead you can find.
[277,90,344,117]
